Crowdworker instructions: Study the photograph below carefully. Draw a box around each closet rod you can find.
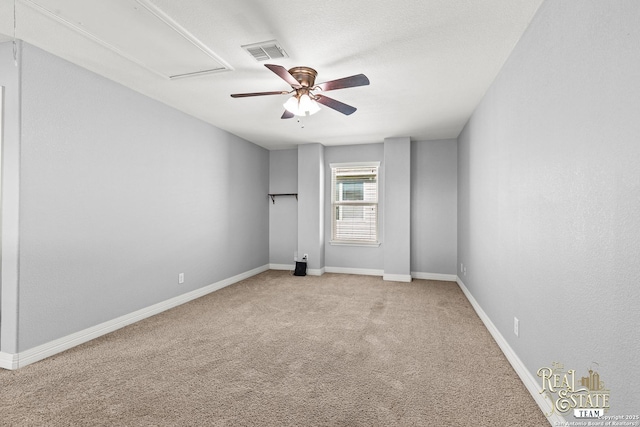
[268,193,298,204]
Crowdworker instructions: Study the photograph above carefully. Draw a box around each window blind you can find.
[331,163,379,244]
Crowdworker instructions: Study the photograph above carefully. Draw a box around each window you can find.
[331,162,380,245]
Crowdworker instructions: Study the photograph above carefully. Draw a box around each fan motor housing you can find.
[288,67,317,88]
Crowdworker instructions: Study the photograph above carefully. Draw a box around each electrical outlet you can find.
[303,253,308,261]
[463,266,467,276]
[178,273,184,284]
[514,317,519,337]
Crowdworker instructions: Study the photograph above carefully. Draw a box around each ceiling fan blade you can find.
[281,110,294,119]
[230,91,289,98]
[315,74,370,91]
[265,64,302,89]
[314,95,357,115]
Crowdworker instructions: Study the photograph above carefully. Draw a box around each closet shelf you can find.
[268,193,298,204]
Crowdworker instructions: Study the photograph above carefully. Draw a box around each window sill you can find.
[330,241,381,248]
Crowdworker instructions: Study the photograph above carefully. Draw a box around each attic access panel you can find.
[24,0,231,79]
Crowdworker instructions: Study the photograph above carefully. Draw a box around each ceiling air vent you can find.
[242,40,288,62]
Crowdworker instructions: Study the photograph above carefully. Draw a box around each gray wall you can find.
[7,43,268,352]
[311,140,457,276]
[269,149,298,265]
[383,137,411,279]
[324,144,384,270]
[297,143,324,271]
[410,139,457,275]
[458,0,640,414]
[0,42,22,353]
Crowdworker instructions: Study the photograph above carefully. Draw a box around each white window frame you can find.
[330,161,380,247]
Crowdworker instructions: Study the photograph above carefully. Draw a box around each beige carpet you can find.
[0,271,549,426]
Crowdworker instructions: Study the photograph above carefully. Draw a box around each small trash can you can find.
[293,261,307,276]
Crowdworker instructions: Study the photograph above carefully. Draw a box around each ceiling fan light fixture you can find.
[283,94,321,116]
[283,96,300,115]
[299,94,321,116]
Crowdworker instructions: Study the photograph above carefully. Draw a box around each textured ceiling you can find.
[0,0,544,150]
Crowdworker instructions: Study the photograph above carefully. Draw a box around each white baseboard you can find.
[306,267,325,276]
[322,268,455,282]
[325,266,384,276]
[456,277,563,426]
[0,264,269,370]
[273,266,456,284]
[411,272,457,281]
[0,351,17,370]
[383,273,412,282]
[269,263,294,271]
[270,265,326,276]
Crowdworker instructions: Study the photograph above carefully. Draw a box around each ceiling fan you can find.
[230,64,370,119]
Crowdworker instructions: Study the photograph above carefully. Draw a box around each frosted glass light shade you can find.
[283,94,320,116]
[299,94,320,115]
[283,96,299,114]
